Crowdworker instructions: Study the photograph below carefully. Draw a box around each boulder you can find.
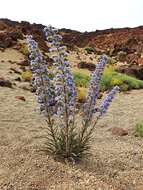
[0,30,23,49]
[78,61,95,71]
[0,35,12,48]
[0,77,12,88]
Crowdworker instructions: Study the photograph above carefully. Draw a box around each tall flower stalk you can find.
[80,55,108,142]
[26,26,120,161]
[44,26,77,157]
[27,35,58,150]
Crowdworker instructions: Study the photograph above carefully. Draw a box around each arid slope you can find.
[0,49,143,190]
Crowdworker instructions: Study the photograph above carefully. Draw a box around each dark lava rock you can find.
[78,61,95,71]
[0,77,12,88]
[17,59,29,66]
[0,30,23,49]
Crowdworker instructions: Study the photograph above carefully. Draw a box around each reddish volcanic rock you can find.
[77,61,96,71]
[0,30,23,49]
[0,19,143,66]
[15,96,26,101]
[61,27,143,65]
[0,33,12,48]
[0,19,47,51]
[111,127,128,136]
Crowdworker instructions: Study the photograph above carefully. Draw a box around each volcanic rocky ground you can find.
[0,19,143,190]
[0,19,143,79]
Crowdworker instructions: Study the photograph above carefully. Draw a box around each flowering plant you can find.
[27,26,119,161]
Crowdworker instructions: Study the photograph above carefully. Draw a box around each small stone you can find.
[111,127,128,136]
[15,96,26,101]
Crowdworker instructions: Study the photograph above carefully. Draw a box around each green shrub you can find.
[73,69,90,88]
[100,68,143,91]
[135,122,143,137]
[110,78,124,87]
[73,68,143,92]
[120,84,129,91]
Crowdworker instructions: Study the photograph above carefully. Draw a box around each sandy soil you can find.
[1,49,143,190]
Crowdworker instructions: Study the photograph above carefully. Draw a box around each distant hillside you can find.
[0,18,143,65]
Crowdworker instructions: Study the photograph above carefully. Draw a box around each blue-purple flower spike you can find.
[99,86,120,116]
[83,55,108,122]
[44,26,77,124]
[26,26,120,160]
[26,35,55,116]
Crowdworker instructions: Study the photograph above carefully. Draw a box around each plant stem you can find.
[82,116,100,143]
[56,47,69,157]
[37,59,57,147]
[80,99,93,142]
[63,84,69,157]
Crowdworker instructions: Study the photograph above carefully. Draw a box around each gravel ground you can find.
[0,87,116,190]
[0,87,143,190]
[83,90,143,190]
[1,49,143,190]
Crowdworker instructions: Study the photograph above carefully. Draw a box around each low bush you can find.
[73,69,90,88]
[73,68,143,92]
